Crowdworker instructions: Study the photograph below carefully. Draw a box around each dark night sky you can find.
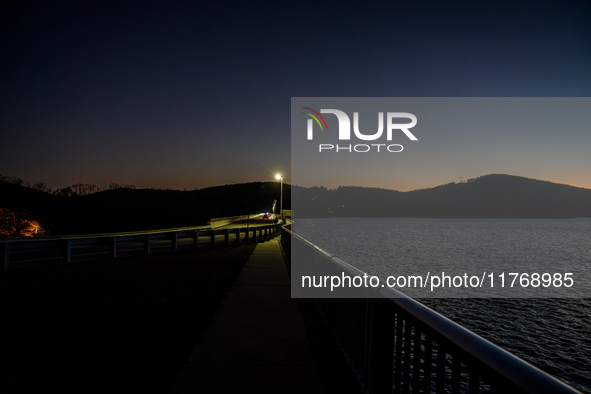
[2,1,590,191]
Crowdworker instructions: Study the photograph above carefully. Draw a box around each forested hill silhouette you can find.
[0,181,289,235]
[2,174,590,236]
[294,174,591,218]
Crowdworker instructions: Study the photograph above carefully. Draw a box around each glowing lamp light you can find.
[275,174,283,219]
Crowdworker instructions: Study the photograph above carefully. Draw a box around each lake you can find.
[293,218,591,392]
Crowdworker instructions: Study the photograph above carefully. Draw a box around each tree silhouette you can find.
[53,184,99,197]
[109,182,136,190]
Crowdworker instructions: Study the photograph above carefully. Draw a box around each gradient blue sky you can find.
[1,1,590,191]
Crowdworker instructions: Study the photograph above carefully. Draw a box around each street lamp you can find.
[275,174,283,219]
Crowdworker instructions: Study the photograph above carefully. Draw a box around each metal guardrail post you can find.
[326,298,335,331]
[109,237,117,258]
[452,353,461,394]
[224,229,230,245]
[62,239,71,263]
[436,343,446,392]
[210,230,216,246]
[235,228,241,244]
[143,234,151,254]
[394,314,403,394]
[2,242,9,269]
[368,299,396,394]
[193,230,200,249]
[422,333,433,393]
[171,232,178,251]
[413,322,423,393]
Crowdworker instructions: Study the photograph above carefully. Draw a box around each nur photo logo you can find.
[303,107,418,153]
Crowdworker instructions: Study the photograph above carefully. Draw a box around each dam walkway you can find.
[167,237,324,393]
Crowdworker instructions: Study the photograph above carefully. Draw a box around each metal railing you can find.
[280,224,581,394]
[1,223,280,269]
[209,213,265,228]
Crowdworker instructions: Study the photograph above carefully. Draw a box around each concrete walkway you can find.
[168,237,324,393]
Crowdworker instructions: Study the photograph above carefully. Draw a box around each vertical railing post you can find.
[402,320,412,392]
[193,230,200,249]
[171,232,178,251]
[245,227,250,244]
[143,234,151,254]
[491,375,513,393]
[468,367,479,393]
[235,228,241,244]
[394,314,403,394]
[436,343,446,392]
[109,236,117,258]
[62,239,71,263]
[2,242,9,269]
[224,229,230,245]
[326,298,335,331]
[210,230,216,246]
[423,336,433,393]
[452,354,461,394]
[368,299,395,394]
[413,325,422,392]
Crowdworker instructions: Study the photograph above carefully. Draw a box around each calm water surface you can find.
[295,218,591,392]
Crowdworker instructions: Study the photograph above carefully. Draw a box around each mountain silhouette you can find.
[1,174,590,236]
[293,174,591,218]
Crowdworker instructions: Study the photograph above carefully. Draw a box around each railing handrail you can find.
[0,224,213,243]
[0,213,272,243]
[3,222,280,269]
[209,213,262,223]
[281,224,581,394]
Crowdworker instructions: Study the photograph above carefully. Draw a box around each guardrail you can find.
[280,224,581,394]
[209,213,265,229]
[1,223,280,269]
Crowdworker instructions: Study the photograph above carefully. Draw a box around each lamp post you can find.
[275,174,283,219]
